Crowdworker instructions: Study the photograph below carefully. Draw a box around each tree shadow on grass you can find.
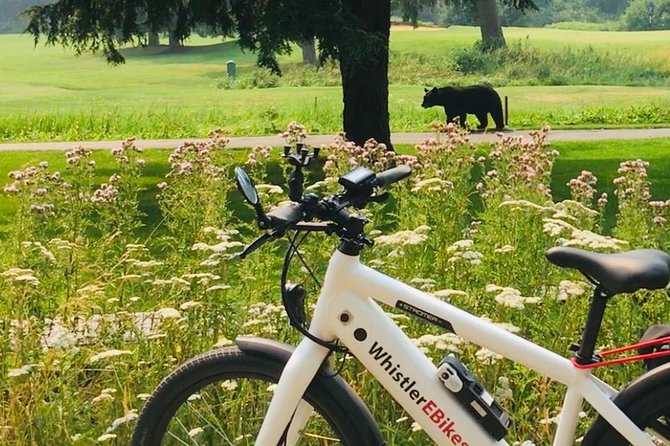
[120,41,256,66]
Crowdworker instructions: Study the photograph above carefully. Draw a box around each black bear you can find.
[421,85,505,131]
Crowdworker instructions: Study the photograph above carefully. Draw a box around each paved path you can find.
[2,128,670,151]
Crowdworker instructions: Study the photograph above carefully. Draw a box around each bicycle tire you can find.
[582,363,670,445]
[131,346,383,446]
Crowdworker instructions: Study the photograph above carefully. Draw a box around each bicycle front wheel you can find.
[131,346,374,446]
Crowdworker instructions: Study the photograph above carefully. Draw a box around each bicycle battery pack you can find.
[437,355,510,441]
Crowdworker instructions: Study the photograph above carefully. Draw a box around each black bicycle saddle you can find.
[545,247,670,295]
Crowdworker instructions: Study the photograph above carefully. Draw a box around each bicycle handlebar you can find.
[374,165,412,189]
[266,202,304,227]
[238,164,412,256]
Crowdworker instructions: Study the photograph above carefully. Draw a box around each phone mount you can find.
[282,142,320,202]
[234,166,271,229]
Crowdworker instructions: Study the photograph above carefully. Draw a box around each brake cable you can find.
[281,231,350,355]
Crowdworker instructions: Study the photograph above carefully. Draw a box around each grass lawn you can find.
[391,26,670,66]
[2,26,670,142]
[3,136,670,235]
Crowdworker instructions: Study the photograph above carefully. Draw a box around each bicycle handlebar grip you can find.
[375,165,412,188]
[266,202,303,227]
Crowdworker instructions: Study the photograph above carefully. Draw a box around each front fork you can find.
[254,336,331,445]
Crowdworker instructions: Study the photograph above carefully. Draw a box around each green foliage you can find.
[448,41,670,87]
[545,21,623,31]
[622,0,670,30]
[217,66,281,90]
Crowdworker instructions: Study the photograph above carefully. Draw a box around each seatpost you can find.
[575,285,611,365]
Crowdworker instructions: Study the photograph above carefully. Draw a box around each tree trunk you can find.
[148,31,160,47]
[168,31,182,49]
[475,0,506,50]
[338,0,392,149]
[298,39,317,64]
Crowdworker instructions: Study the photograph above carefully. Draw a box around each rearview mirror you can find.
[234,166,259,206]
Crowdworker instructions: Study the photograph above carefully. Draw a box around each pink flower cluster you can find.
[613,159,651,205]
[423,121,471,152]
[481,127,556,200]
[4,163,62,195]
[567,170,598,205]
[245,145,272,167]
[111,138,144,165]
[92,175,120,203]
[167,141,224,179]
[648,200,670,226]
[279,121,308,145]
[322,134,395,176]
[65,147,93,166]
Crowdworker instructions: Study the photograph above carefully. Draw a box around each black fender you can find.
[582,361,670,445]
[236,336,386,446]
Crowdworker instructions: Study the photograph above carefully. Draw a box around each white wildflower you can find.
[447,239,474,253]
[495,376,513,402]
[107,410,138,432]
[89,349,133,363]
[493,322,521,333]
[413,333,464,353]
[220,380,238,391]
[475,347,502,365]
[557,280,589,302]
[411,178,453,193]
[125,243,148,253]
[206,284,231,292]
[256,184,284,194]
[433,289,468,299]
[154,308,182,319]
[1,268,40,286]
[188,427,204,438]
[499,199,552,212]
[375,228,428,246]
[415,225,431,234]
[411,422,423,432]
[214,337,233,348]
[7,363,41,378]
[92,393,115,404]
[494,288,526,309]
[179,301,202,310]
[97,434,117,441]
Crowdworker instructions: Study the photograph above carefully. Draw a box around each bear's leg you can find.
[491,106,505,130]
[459,113,467,128]
[475,113,488,130]
[446,113,457,125]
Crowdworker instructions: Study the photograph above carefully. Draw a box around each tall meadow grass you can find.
[1,122,670,444]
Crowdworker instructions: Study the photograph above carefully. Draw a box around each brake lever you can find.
[238,232,274,259]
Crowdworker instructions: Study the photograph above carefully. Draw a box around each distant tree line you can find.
[0,0,45,33]
[397,0,670,30]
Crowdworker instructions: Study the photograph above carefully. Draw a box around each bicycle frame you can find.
[254,249,657,446]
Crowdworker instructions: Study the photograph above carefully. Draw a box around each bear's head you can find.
[421,87,440,109]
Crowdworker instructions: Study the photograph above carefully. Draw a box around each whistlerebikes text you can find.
[368,340,471,445]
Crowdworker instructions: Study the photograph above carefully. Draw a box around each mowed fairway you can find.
[390,25,670,65]
[2,26,670,141]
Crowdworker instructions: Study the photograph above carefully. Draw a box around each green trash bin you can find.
[227,60,236,77]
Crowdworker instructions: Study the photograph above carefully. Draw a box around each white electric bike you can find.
[132,145,670,446]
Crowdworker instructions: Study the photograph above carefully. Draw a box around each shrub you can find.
[622,0,670,30]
